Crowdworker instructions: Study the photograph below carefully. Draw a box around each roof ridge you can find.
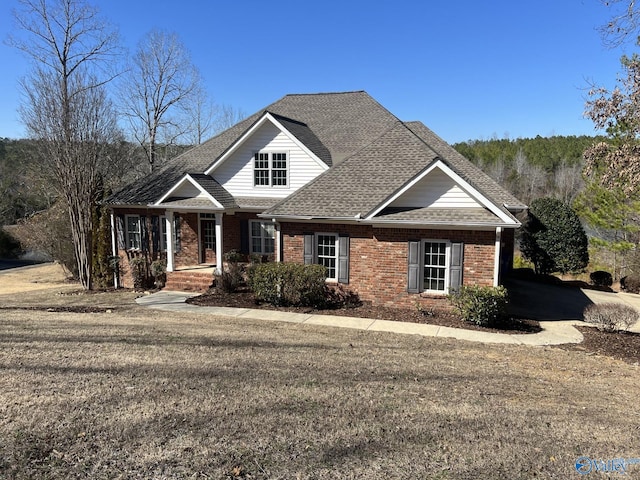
[283,90,366,97]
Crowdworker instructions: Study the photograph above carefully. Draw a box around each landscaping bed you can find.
[186,288,542,334]
[559,326,640,364]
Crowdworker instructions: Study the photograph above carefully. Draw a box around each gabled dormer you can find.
[204,112,330,199]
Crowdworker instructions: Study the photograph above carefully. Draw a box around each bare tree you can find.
[184,85,215,145]
[119,29,202,172]
[553,159,584,205]
[9,0,122,290]
[513,149,547,204]
[599,0,640,47]
[213,104,246,134]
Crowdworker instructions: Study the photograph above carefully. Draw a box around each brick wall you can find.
[174,212,199,267]
[280,222,499,309]
[112,207,167,289]
[111,208,268,288]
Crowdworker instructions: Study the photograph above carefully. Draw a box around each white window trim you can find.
[422,239,451,295]
[253,151,289,188]
[125,215,142,251]
[315,232,339,282]
[159,216,167,252]
[250,220,275,255]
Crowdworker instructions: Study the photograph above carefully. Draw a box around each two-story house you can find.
[107,91,526,308]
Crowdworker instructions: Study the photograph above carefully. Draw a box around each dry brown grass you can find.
[1,268,640,478]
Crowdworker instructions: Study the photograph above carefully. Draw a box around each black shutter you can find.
[407,241,420,293]
[338,235,349,284]
[303,234,314,264]
[151,216,160,254]
[140,215,148,252]
[240,219,249,254]
[449,242,464,293]
[116,215,125,250]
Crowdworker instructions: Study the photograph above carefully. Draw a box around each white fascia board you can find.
[154,173,224,209]
[366,220,520,229]
[205,112,329,175]
[365,159,518,225]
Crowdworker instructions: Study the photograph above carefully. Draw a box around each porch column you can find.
[493,227,502,286]
[215,213,223,274]
[109,211,119,288]
[274,221,281,262]
[166,211,175,272]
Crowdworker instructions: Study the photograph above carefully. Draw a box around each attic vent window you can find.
[254,152,288,187]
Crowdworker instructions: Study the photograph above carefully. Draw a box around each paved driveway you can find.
[505,277,640,332]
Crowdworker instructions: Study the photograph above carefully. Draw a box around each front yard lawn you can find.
[1,291,639,478]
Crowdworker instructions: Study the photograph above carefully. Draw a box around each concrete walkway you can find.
[136,290,586,346]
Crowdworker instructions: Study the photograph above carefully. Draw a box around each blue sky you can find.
[0,0,632,143]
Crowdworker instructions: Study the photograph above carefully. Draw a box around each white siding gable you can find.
[390,167,480,208]
[212,121,327,198]
[171,181,203,199]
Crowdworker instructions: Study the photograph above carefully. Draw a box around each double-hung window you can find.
[303,233,349,283]
[408,240,463,295]
[253,152,288,187]
[250,221,275,255]
[316,234,338,281]
[423,241,449,293]
[125,215,142,250]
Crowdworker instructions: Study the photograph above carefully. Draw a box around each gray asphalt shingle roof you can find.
[264,122,440,218]
[107,90,524,226]
[108,91,397,205]
[374,207,502,225]
[186,174,237,209]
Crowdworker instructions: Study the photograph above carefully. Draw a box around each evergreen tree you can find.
[521,198,589,275]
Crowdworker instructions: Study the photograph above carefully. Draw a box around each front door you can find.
[200,219,216,264]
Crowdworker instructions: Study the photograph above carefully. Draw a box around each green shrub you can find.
[589,270,613,287]
[583,303,638,332]
[248,262,327,307]
[0,228,21,258]
[449,285,508,327]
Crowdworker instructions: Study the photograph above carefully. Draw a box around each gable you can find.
[388,167,479,209]
[210,120,328,198]
[171,181,203,199]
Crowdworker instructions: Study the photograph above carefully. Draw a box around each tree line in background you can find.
[453,135,603,206]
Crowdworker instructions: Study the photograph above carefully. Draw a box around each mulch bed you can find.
[186,288,541,334]
[558,326,640,365]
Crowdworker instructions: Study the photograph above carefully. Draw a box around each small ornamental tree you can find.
[520,197,589,275]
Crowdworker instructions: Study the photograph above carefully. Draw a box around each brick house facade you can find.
[108,91,526,307]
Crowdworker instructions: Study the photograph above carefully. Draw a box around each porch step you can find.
[164,271,213,293]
